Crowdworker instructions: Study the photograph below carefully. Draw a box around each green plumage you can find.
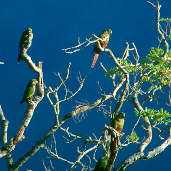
[18,27,33,63]
[94,29,112,53]
[20,79,38,104]
[111,112,125,132]
[94,156,109,171]
[91,29,112,68]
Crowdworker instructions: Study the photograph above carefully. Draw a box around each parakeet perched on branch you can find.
[20,79,38,104]
[91,29,112,68]
[109,112,125,168]
[111,112,125,132]
[18,27,33,63]
[94,156,109,171]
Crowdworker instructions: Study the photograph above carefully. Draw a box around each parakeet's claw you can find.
[27,98,34,104]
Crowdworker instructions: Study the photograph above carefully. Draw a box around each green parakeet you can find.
[107,112,125,169]
[91,29,112,68]
[20,79,38,104]
[111,112,125,132]
[18,27,33,63]
[94,156,109,171]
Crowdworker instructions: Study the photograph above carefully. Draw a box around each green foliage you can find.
[160,18,171,40]
[135,108,171,125]
[127,132,139,143]
[106,47,170,106]
[106,48,171,86]
[106,67,121,77]
[146,47,165,63]
[160,18,171,22]
[140,48,171,87]
[167,50,171,57]
[105,58,138,77]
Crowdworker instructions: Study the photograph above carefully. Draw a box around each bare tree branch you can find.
[62,33,103,54]
[0,28,45,171]
[0,105,8,146]
[142,135,171,159]
[147,1,169,59]
[61,94,113,124]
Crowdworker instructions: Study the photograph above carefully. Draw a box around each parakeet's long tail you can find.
[91,53,99,68]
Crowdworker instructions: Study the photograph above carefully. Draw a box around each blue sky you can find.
[0,0,170,170]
